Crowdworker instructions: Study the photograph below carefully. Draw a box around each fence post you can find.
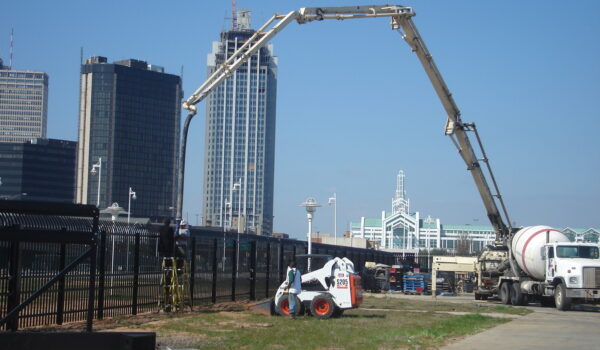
[265,242,270,299]
[132,229,140,315]
[86,238,97,332]
[56,243,66,325]
[97,229,107,320]
[6,241,21,331]
[211,238,218,304]
[189,237,196,306]
[231,238,237,301]
[278,242,284,284]
[249,240,256,300]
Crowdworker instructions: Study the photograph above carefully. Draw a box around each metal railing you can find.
[0,201,394,330]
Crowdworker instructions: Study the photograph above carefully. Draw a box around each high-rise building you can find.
[76,57,181,219]
[0,138,76,202]
[202,12,278,235]
[0,59,48,143]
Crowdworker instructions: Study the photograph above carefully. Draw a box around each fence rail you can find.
[0,201,395,330]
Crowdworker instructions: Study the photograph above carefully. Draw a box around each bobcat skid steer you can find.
[273,254,363,319]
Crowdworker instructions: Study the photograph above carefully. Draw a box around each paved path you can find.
[441,304,600,350]
[367,293,600,350]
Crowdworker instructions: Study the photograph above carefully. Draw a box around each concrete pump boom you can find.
[178,5,512,242]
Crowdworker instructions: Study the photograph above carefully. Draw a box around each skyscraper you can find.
[0,138,76,202]
[0,59,48,143]
[203,12,278,235]
[76,57,181,219]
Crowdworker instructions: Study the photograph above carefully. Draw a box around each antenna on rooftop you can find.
[232,0,238,30]
[9,28,14,70]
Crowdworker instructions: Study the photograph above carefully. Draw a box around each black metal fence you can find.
[0,202,395,331]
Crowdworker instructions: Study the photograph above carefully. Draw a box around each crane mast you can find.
[180,5,512,242]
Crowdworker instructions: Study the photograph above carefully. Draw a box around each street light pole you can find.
[223,199,230,272]
[328,193,337,245]
[90,157,102,207]
[232,179,241,278]
[127,187,136,226]
[102,202,125,296]
[300,197,321,269]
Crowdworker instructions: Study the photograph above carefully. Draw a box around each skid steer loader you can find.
[273,254,363,319]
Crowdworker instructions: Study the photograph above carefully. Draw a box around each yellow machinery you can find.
[160,257,190,312]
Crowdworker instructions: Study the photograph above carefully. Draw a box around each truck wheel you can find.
[474,293,482,300]
[554,283,572,311]
[310,295,335,319]
[499,282,512,305]
[276,295,301,317]
[510,282,526,306]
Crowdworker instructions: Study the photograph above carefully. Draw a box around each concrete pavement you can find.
[366,292,600,350]
[441,304,600,350]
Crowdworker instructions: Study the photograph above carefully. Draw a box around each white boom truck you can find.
[179,5,596,311]
[476,226,600,310]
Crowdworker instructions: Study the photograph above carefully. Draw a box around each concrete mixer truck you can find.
[475,226,600,310]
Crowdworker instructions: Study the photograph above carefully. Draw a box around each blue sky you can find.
[2,1,599,238]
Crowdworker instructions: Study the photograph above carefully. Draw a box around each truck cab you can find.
[544,243,600,307]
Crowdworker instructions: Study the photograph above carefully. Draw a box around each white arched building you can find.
[350,171,597,253]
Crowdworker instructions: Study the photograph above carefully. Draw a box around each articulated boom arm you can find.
[393,15,512,241]
[182,5,413,112]
[181,5,513,241]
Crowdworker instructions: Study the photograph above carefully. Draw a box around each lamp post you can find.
[127,187,136,226]
[126,188,136,271]
[223,199,231,272]
[301,197,320,272]
[232,179,241,278]
[300,197,321,254]
[328,193,337,245]
[101,202,126,295]
[90,157,102,207]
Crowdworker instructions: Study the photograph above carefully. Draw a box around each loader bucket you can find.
[245,298,275,316]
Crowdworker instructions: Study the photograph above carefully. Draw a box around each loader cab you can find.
[295,254,333,273]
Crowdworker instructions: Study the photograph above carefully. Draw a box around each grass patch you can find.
[113,296,513,349]
[363,296,531,316]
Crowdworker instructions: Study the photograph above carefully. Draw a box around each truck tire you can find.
[276,295,302,317]
[554,283,572,311]
[510,282,527,306]
[310,295,336,319]
[499,282,512,305]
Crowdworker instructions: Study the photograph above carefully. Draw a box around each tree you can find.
[455,233,473,256]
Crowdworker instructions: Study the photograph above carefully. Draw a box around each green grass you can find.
[362,296,531,316]
[115,296,513,350]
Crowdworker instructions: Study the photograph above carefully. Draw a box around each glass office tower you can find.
[0,59,48,143]
[203,16,278,235]
[0,138,76,202]
[76,57,181,219]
